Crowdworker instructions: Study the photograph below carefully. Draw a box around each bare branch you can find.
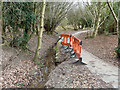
[107,1,118,24]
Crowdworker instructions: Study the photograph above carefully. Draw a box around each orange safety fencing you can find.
[72,36,82,61]
[61,34,72,47]
[60,34,82,61]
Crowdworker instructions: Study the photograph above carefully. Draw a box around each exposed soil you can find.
[1,32,58,88]
[76,33,119,66]
[28,44,72,88]
[45,30,118,88]
[45,46,113,88]
[1,29,119,88]
[28,32,58,56]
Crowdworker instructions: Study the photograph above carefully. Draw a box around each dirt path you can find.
[73,31,119,88]
[73,30,92,36]
[45,30,118,88]
[81,49,118,88]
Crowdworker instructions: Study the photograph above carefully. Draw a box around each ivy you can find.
[2,2,37,48]
[115,46,120,58]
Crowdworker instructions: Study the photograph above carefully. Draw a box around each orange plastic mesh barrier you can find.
[72,36,82,61]
[60,34,83,62]
[61,34,72,47]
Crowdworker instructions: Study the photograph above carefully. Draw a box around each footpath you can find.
[73,31,119,88]
[45,30,119,88]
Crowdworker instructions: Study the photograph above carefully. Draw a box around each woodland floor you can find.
[1,32,58,88]
[0,29,119,88]
[76,32,119,66]
[45,30,119,88]
[58,30,119,66]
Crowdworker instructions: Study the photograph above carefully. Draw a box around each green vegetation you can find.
[55,41,60,62]
[117,1,120,58]
[2,2,37,48]
[1,1,120,60]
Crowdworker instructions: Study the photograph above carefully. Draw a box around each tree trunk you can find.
[2,2,7,44]
[92,11,101,37]
[2,22,6,43]
[34,1,46,61]
[92,2,102,38]
[118,1,120,58]
[73,24,78,31]
[107,1,118,35]
[61,25,66,30]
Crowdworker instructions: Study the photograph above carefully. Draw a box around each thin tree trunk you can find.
[118,1,120,58]
[107,1,118,35]
[2,22,6,43]
[61,25,66,30]
[34,1,46,61]
[92,4,101,38]
[2,2,6,44]
[91,2,102,38]
[92,14,101,37]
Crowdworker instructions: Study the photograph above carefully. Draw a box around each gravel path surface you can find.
[82,49,119,88]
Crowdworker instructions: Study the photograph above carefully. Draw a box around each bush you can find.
[115,46,120,58]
